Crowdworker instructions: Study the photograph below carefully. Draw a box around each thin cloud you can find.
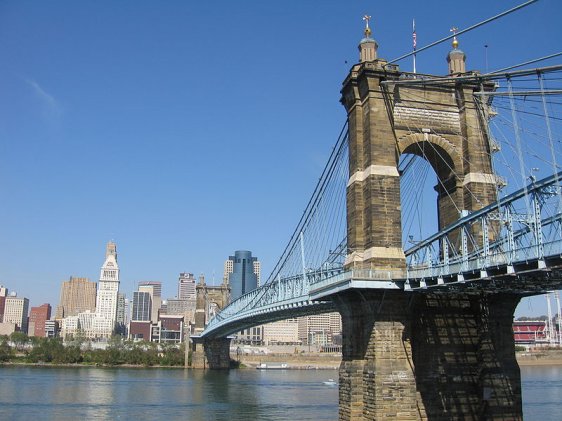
[24,78,63,119]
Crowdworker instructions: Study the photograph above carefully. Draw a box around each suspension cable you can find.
[386,0,539,66]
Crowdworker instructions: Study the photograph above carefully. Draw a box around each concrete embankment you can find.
[516,349,562,366]
[238,350,562,369]
[237,353,341,369]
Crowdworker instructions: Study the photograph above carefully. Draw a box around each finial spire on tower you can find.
[363,15,372,38]
[450,26,459,49]
[359,14,378,62]
[447,26,466,75]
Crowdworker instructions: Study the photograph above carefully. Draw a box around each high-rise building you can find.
[91,241,120,338]
[116,293,126,325]
[178,273,196,300]
[253,261,261,287]
[225,250,259,301]
[164,298,196,328]
[138,281,162,323]
[55,277,97,320]
[44,320,58,338]
[28,303,52,337]
[223,259,233,284]
[263,318,300,345]
[132,291,152,321]
[223,258,261,287]
[153,315,184,344]
[58,242,122,340]
[0,285,7,323]
[3,294,29,333]
[237,326,263,345]
[224,251,261,343]
[115,293,127,335]
[138,281,162,297]
[96,241,120,325]
[298,312,342,346]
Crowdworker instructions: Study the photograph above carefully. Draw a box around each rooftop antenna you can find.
[413,19,417,73]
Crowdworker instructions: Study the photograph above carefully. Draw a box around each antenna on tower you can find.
[412,19,417,74]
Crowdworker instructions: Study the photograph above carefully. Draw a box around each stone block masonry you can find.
[189,337,232,369]
[335,290,522,420]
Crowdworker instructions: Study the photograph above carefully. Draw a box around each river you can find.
[0,365,559,420]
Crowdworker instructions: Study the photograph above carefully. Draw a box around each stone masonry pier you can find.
[190,337,232,369]
[334,290,522,420]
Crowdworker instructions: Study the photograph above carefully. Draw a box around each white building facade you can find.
[262,318,300,345]
[93,241,120,338]
[3,295,29,333]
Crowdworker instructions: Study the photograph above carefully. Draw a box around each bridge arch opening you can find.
[399,153,439,249]
[398,132,465,245]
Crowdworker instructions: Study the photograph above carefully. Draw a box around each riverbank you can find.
[238,349,562,369]
[1,361,186,369]
[516,349,562,366]
[239,353,339,370]
[4,350,562,369]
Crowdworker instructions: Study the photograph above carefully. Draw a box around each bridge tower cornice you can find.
[340,60,402,113]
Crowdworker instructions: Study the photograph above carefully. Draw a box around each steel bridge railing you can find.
[405,172,562,285]
[200,172,562,337]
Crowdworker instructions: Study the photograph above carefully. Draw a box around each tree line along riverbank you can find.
[3,332,562,369]
[0,333,186,367]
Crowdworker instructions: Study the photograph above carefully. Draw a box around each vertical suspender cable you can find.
[300,231,307,287]
[507,77,533,218]
[538,72,562,217]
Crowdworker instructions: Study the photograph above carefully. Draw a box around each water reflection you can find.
[521,366,562,421]
[2,365,558,421]
[0,366,334,420]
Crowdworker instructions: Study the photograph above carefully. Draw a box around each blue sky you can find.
[0,1,560,317]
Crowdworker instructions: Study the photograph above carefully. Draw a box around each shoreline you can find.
[516,356,562,366]
[516,350,562,366]
[3,352,562,369]
[0,362,185,369]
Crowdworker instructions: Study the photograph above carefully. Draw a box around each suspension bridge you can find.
[190,7,562,421]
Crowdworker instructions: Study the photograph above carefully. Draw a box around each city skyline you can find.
[1,1,561,317]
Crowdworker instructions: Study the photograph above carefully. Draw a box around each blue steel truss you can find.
[404,171,562,290]
[199,173,562,338]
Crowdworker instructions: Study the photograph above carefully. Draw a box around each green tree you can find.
[138,341,159,366]
[123,342,145,365]
[0,336,14,362]
[160,343,185,366]
[9,331,29,353]
[27,337,54,362]
[52,341,82,364]
[102,335,125,365]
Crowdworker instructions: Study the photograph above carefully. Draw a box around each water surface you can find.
[0,365,559,420]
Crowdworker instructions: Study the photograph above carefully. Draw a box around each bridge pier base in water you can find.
[335,290,522,421]
[189,337,232,369]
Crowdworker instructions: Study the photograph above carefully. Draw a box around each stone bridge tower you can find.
[335,20,521,421]
[342,24,497,272]
[190,275,231,369]
[194,274,230,335]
